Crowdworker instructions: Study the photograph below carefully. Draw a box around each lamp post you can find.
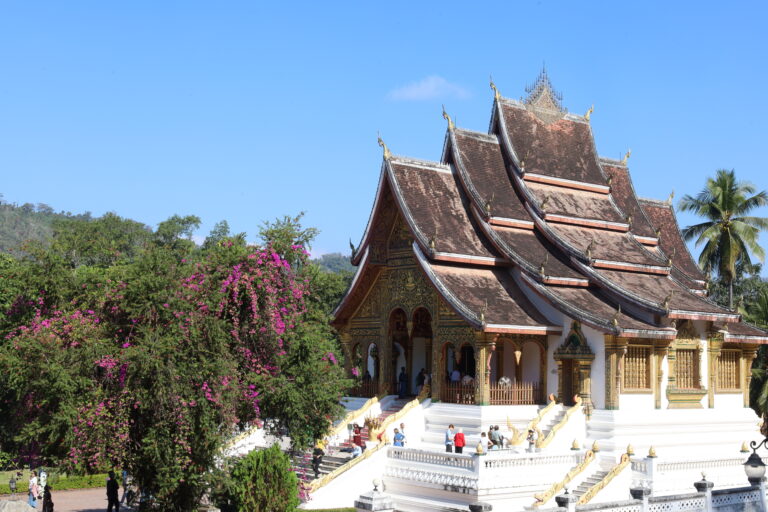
[744,439,767,485]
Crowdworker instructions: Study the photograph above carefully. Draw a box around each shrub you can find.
[228,444,298,512]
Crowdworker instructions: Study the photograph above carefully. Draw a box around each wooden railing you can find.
[577,453,631,504]
[489,381,541,405]
[441,382,476,404]
[533,450,595,507]
[348,380,379,398]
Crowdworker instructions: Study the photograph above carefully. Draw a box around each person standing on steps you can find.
[445,424,455,453]
[312,442,325,479]
[28,470,39,509]
[106,470,120,512]
[393,428,406,447]
[454,427,466,453]
[416,368,426,395]
[526,429,537,453]
[398,366,408,398]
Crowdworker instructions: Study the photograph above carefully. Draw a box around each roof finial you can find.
[586,239,596,260]
[349,238,358,260]
[667,247,676,266]
[606,174,613,186]
[540,254,549,277]
[442,105,455,131]
[667,190,675,205]
[539,195,550,212]
[490,76,501,102]
[584,104,594,122]
[612,305,621,328]
[621,148,631,165]
[377,132,391,160]
[480,300,488,325]
[662,293,673,311]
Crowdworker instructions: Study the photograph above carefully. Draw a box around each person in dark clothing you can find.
[312,443,325,479]
[106,471,120,512]
[415,368,426,394]
[42,484,54,512]
[398,367,408,398]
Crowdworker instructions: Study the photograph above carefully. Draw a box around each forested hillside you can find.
[0,197,92,253]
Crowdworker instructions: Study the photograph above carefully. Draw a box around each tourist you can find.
[107,470,120,512]
[120,469,131,504]
[398,366,408,398]
[28,470,39,509]
[479,432,489,453]
[9,472,17,497]
[445,424,455,453]
[393,428,406,447]
[493,425,506,448]
[351,444,362,458]
[416,368,426,394]
[352,423,362,448]
[312,442,325,479]
[39,469,47,495]
[450,368,461,383]
[454,427,466,454]
[41,484,54,512]
[526,429,537,453]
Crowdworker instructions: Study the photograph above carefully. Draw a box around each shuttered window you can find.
[718,350,740,390]
[623,345,651,390]
[676,349,700,389]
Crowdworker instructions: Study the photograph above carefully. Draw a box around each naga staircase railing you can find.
[577,452,631,505]
[532,449,596,507]
[537,396,582,449]
[507,394,557,446]
[309,384,431,493]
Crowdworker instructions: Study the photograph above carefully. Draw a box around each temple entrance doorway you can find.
[411,308,432,394]
[561,359,576,406]
[459,344,475,379]
[367,343,379,381]
[388,309,409,394]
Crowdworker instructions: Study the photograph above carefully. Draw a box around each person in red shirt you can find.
[454,427,466,453]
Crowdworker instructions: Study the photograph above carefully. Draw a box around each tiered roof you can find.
[335,71,768,344]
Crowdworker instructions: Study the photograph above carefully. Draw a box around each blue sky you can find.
[1,1,767,266]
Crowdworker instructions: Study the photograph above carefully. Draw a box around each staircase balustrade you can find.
[507,394,557,446]
[388,447,475,469]
[532,450,596,507]
[577,453,631,505]
[536,396,582,449]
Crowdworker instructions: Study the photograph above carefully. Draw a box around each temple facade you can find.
[332,70,768,415]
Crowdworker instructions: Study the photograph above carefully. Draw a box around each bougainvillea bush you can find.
[0,216,348,510]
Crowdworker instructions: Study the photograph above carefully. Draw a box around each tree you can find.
[680,169,768,308]
[258,212,319,268]
[228,443,299,512]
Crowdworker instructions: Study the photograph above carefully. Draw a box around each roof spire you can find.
[490,75,501,102]
[621,149,631,165]
[525,66,565,113]
[377,132,391,160]
[584,104,594,122]
[442,105,455,131]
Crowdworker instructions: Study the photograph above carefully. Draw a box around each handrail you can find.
[326,395,380,440]
[536,396,582,449]
[577,453,631,505]
[309,385,431,493]
[507,394,557,446]
[532,450,595,507]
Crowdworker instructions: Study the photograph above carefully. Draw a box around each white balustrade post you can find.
[760,478,768,512]
[693,476,713,512]
[646,455,658,496]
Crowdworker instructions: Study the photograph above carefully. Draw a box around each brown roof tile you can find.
[500,102,606,184]
[725,322,768,342]
[640,199,707,283]
[525,181,626,224]
[601,163,657,239]
[452,130,532,222]
[490,225,584,280]
[551,224,667,267]
[388,159,499,260]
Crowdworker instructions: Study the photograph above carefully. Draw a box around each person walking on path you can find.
[393,428,406,447]
[106,470,120,512]
[444,424,455,453]
[312,442,325,479]
[41,484,54,512]
[28,470,39,509]
[454,427,466,453]
[398,367,408,398]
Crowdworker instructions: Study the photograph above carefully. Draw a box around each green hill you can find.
[0,198,92,253]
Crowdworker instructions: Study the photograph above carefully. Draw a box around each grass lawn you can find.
[0,470,107,495]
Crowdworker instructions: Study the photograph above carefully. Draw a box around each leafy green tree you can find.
[228,443,299,512]
[680,169,768,308]
[258,212,319,267]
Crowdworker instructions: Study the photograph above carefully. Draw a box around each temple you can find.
[296,71,768,511]
[332,69,768,413]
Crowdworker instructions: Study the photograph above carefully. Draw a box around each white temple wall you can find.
[660,352,670,409]
[583,323,607,410]
[715,393,745,409]
[521,341,540,383]
[619,393,654,410]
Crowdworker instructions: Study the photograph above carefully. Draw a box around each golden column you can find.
[431,337,443,401]
[577,359,594,418]
[742,346,759,408]
[653,342,669,409]
[706,331,723,409]
[474,333,496,405]
[604,336,627,410]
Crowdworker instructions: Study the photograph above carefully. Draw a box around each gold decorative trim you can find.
[533,450,596,507]
[577,453,631,505]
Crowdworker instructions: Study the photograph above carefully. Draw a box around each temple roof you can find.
[336,73,768,343]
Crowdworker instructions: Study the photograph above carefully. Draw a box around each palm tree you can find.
[680,169,768,309]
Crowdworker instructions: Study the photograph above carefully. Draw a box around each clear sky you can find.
[1,1,767,264]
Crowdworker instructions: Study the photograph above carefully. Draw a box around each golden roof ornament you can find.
[584,104,594,122]
[591,440,600,452]
[484,192,495,217]
[540,195,550,213]
[571,439,581,450]
[667,190,675,205]
[377,133,391,161]
[429,234,436,251]
[490,76,501,102]
[621,149,631,165]
[662,293,672,311]
[607,174,613,186]
[667,247,676,266]
[741,441,750,453]
[627,444,635,456]
[442,105,455,131]
[626,215,632,228]
[586,239,596,260]
[479,300,488,325]
[612,305,621,328]
[540,254,549,277]
[648,446,657,458]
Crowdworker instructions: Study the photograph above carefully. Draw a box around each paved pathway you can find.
[1,487,124,512]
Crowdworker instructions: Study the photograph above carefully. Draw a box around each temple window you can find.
[623,345,651,391]
[676,348,701,389]
[717,349,740,390]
